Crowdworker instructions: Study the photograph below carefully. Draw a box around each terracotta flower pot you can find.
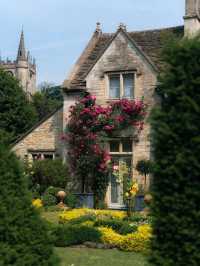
[144,194,153,205]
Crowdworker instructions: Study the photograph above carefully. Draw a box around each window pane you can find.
[44,154,54,160]
[110,141,120,152]
[123,74,134,98]
[122,140,132,152]
[109,75,120,98]
[111,174,119,203]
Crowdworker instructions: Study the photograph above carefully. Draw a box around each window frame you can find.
[109,139,133,155]
[106,71,135,100]
[28,149,56,161]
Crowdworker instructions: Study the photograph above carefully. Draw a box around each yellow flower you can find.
[98,227,124,246]
[32,198,43,209]
[58,208,126,223]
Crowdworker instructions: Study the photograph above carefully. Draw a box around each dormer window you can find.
[108,72,135,99]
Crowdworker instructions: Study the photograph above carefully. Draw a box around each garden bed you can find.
[42,208,152,253]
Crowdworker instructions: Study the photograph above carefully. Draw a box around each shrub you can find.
[98,227,124,247]
[0,145,58,265]
[64,193,77,208]
[119,224,152,252]
[150,37,200,265]
[42,186,65,207]
[29,159,69,193]
[53,224,101,247]
[99,224,151,252]
[94,218,136,235]
[42,193,57,207]
[58,208,126,223]
[118,222,137,235]
[124,213,151,224]
[67,214,96,225]
[45,186,63,196]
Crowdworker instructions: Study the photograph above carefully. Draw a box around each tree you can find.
[32,82,63,120]
[136,159,153,189]
[0,145,59,265]
[0,69,37,142]
[150,37,200,265]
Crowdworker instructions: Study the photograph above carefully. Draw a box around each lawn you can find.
[56,247,150,266]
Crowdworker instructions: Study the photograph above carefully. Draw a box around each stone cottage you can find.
[13,0,200,208]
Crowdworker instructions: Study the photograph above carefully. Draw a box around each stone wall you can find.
[85,31,157,188]
[12,107,63,159]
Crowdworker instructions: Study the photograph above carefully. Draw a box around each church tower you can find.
[184,0,200,36]
[0,30,37,96]
[16,30,37,96]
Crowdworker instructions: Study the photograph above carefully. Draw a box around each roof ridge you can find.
[128,25,184,34]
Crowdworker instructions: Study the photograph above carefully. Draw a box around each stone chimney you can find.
[184,0,200,36]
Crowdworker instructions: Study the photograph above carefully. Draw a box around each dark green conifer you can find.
[150,37,200,266]
[0,145,59,266]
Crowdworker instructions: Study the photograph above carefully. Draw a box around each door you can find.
[109,156,132,209]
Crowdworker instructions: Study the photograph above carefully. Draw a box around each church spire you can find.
[17,30,26,61]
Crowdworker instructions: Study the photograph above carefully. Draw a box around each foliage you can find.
[28,159,69,193]
[67,214,96,225]
[99,224,151,252]
[0,145,58,265]
[119,224,152,252]
[58,208,126,223]
[32,83,63,121]
[94,218,137,235]
[53,224,101,247]
[99,227,123,247]
[32,198,43,209]
[42,193,57,207]
[0,69,37,142]
[0,129,13,146]
[150,37,200,265]
[64,193,77,208]
[66,93,146,207]
[43,209,152,252]
[124,213,153,225]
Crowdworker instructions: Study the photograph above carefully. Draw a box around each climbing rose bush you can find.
[66,93,146,207]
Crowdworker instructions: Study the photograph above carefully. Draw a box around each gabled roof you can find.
[12,104,63,146]
[63,25,184,90]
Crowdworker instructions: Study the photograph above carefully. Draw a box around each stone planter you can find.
[74,193,94,208]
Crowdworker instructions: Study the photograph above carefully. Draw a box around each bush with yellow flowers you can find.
[58,208,126,224]
[32,198,43,209]
[119,224,152,252]
[98,224,151,252]
[98,227,124,247]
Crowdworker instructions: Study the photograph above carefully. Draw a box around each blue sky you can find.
[0,0,184,86]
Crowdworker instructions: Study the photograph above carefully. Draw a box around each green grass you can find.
[56,247,150,266]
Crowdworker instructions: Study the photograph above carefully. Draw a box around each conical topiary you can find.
[0,145,59,265]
